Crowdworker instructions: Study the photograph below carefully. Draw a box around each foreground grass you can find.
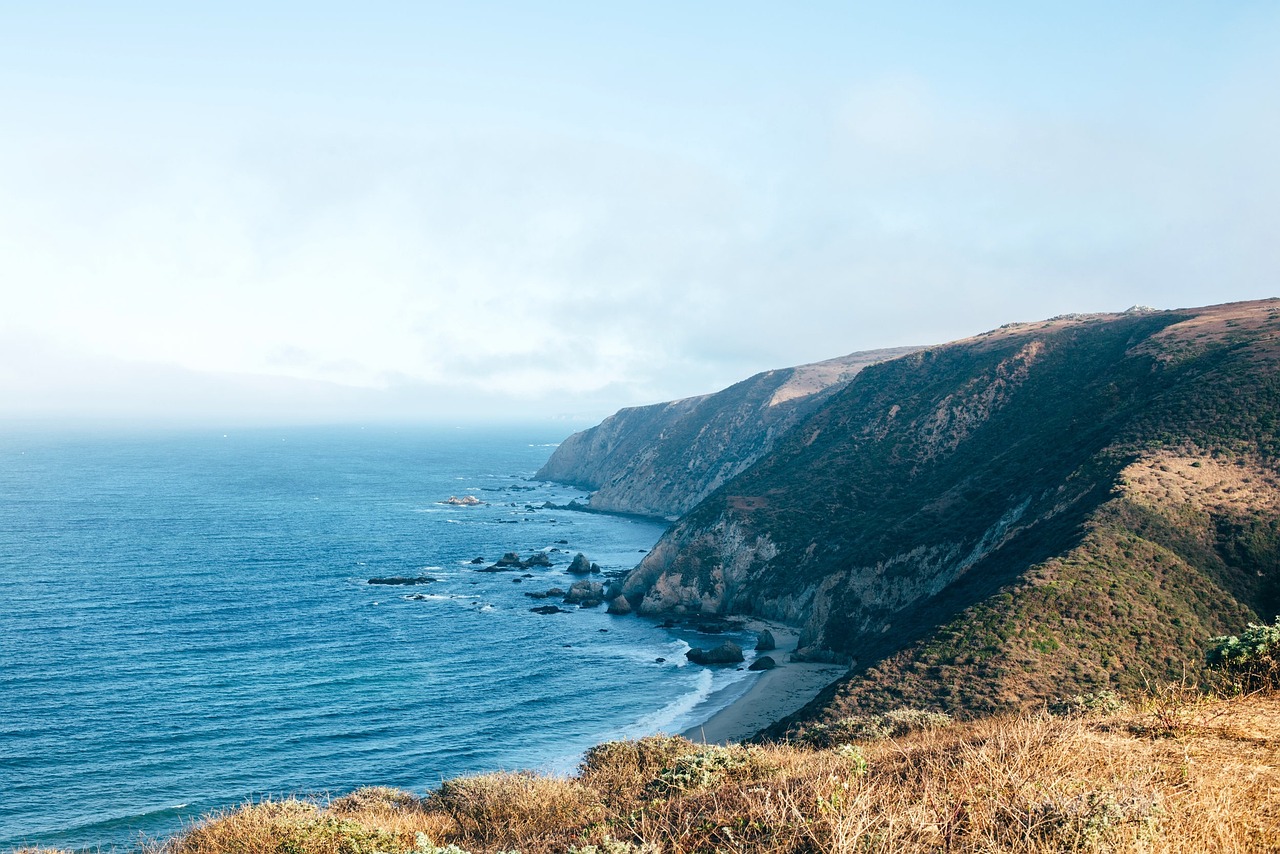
[20,692,1280,854]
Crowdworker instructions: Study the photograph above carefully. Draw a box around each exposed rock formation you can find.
[686,641,745,665]
[536,347,920,518]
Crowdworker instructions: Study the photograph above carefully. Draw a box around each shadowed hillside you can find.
[536,347,920,518]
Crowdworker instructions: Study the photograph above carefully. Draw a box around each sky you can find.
[1,2,1278,426]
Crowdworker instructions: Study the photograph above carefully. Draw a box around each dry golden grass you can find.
[61,692,1278,854]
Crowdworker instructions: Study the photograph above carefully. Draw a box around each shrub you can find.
[427,771,600,844]
[169,798,399,854]
[1048,689,1124,717]
[328,786,425,816]
[648,744,776,795]
[1206,617,1280,690]
[798,708,952,747]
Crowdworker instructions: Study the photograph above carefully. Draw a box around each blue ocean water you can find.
[0,425,757,850]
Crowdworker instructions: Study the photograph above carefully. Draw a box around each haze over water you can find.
[0,426,752,850]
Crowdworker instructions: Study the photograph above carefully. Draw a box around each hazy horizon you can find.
[3,2,1278,426]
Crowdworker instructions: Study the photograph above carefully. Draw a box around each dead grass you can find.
[92,693,1280,854]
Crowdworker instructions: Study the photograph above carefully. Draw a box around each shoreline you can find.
[680,621,847,744]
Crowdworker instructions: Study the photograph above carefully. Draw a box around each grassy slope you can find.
[55,692,1280,854]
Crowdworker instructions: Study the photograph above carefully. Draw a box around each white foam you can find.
[621,668,715,737]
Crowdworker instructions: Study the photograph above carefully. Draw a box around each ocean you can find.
[0,425,759,850]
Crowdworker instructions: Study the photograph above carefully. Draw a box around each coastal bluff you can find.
[620,300,1280,721]
[535,346,920,519]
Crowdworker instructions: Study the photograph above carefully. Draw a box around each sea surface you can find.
[0,425,761,850]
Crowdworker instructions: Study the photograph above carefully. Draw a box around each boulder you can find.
[567,553,593,574]
[524,552,552,568]
[469,556,485,564]
[564,580,605,607]
[530,605,568,615]
[443,495,483,506]
[685,641,744,665]
[606,595,632,615]
[755,630,776,652]
[748,656,777,671]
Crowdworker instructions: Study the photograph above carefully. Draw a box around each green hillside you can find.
[620,300,1280,721]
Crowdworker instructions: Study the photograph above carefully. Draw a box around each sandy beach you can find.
[681,622,847,744]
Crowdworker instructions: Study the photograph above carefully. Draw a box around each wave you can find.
[620,668,717,737]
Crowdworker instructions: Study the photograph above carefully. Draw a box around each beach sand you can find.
[682,622,847,744]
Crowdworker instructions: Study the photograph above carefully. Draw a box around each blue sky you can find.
[2,2,1277,423]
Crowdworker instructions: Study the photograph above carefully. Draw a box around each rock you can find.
[524,552,552,568]
[530,605,568,615]
[443,495,483,506]
[567,553,593,574]
[755,629,776,651]
[606,595,632,615]
[545,587,565,597]
[685,641,744,665]
[511,578,523,583]
[590,562,602,574]
[469,556,485,564]
[749,656,777,671]
[524,591,548,599]
[791,646,848,664]
[655,657,666,663]
[564,580,605,607]
[494,552,524,567]
[556,539,569,544]
[367,576,436,585]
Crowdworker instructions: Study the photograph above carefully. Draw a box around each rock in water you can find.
[567,553,593,574]
[686,641,744,665]
[749,655,777,671]
[606,595,632,615]
[564,580,606,607]
[755,629,776,651]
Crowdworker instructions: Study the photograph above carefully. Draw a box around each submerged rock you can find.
[367,576,436,585]
[530,605,568,615]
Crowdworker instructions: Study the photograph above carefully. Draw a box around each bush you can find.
[798,708,952,747]
[1206,617,1280,690]
[427,771,600,844]
[1049,689,1124,717]
[170,798,399,854]
[648,744,777,795]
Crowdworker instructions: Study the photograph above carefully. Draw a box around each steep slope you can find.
[619,299,1280,719]
[536,347,919,518]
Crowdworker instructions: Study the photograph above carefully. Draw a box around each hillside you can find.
[617,300,1280,721]
[536,347,920,518]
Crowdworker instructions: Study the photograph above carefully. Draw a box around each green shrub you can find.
[799,708,952,747]
[649,744,776,795]
[1206,617,1280,690]
[1049,689,1124,717]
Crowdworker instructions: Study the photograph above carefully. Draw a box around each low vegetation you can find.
[19,687,1277,854]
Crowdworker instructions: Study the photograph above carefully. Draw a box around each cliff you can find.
[535,347,920,518]
[617,299,1280,719]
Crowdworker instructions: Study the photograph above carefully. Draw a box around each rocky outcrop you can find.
[536,347,920,519]
[755,630,776,652]
[685,641,745,665]
[566,553,599,574]
[367,576,436,585]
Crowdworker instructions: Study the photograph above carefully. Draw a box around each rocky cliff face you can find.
[616,300,1280,718]
[535,347,920,518]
